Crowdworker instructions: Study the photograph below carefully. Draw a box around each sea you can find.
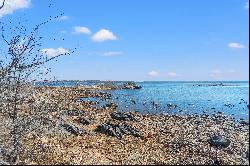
[34,81,249,121]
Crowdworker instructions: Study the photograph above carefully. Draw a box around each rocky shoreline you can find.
[1,85,249,165]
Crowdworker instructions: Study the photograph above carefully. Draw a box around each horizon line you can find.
[36,79,249,82]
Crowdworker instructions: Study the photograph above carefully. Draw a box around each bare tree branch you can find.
[0,0,5,10]
[0,14,74,164]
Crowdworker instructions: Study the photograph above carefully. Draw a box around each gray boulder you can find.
[111,111,136,121]
[209,135,231,148]
[95,122,123,139]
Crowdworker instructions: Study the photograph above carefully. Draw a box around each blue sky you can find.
[0,0,249,81]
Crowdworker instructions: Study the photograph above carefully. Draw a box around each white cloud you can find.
[57,15,69,20]
[91,29,117,42]
[210,69,223,78]
[103,51,123,56]
[211,69,223,74]
[41,47,69,57]
[167,72,180,77]
[245,1,249,9]
[228,69,236,73]
[228,42,245,49]
[0,0,30,17]
[148,71,160,77]
[73,26,91,35]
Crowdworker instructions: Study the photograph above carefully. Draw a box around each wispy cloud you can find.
[210,69,238,79]
[209,69,223,79]
[73,26,91,35]
[211,69,223,74]
[167,72,181,77]
[228,69,236,73]
[57,15,69,20]
[41,47,69,57]
[91,29,117,42]
[103,51,123,57]
[0,0,31,17]
[228,42,245,49]
[148,70,160,77]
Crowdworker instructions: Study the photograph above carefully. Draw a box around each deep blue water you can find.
[34,81,249,121]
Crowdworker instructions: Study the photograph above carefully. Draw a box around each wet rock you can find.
[106,102,118,108]
[111,111,136,121]
[119,124,144,137]
[62,123,87,136]
[224,103,234,108]
[95,122,121,139]
[239,120,249,125]
[209,135,231,148]
[246,150,249,159]
[95,122,143,139]
[167,103,177,110]
[194,118,204,125]
[122,82,142,89]
[131,99,136,104]
[79,117,91,125]
[201,114,209,118]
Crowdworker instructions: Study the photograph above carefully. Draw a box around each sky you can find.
[0,0,249,81]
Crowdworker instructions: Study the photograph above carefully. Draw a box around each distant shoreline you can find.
[34,80,249,82]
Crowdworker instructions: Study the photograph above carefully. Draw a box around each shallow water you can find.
[35,81,249,121]
[108,81,249,121]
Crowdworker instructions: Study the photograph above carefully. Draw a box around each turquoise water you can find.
[109,81,249,121]
[35,81,249,121]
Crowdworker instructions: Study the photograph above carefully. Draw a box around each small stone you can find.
[62,123,87,136]
[167,103,177,110]
[79,117,91,125]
